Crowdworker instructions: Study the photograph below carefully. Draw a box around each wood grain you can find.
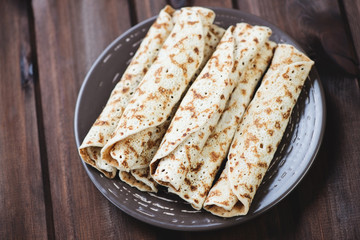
[0,0,48,239]
[133,0,235,24]
[191,0,233,8]
[237,0,359,76]
[341,0,360,72]
[133,0,234,24]
[134,0,167,23]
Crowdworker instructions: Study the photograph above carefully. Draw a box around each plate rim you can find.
[74,7,326,231]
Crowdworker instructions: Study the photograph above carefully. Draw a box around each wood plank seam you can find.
[128,0,139,26]
[337,0,360,81]
[231,0,238,9]
[168,0,189,8]
[27,2,56,240]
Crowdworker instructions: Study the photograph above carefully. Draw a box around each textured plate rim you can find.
[74,7,326,231]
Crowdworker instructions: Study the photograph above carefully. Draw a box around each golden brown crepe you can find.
[119,168,158,192]
[78,5,176,178]
[204,44,314,217]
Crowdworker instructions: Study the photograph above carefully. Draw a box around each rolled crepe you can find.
[78,5,176,178]
[168,41,277,209]
[150,23,272,191]
[101,7,215,171]
[118,24,225,192]
[204,44,314,217]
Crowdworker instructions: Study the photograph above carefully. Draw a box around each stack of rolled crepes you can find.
[80,6,222,182]
[79,5,314,216]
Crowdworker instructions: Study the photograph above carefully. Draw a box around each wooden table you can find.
[1,0,359,239]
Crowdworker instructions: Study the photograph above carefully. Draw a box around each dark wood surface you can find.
[0,0,359,239]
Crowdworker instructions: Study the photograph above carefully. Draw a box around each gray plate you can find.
[74,8,326,231]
